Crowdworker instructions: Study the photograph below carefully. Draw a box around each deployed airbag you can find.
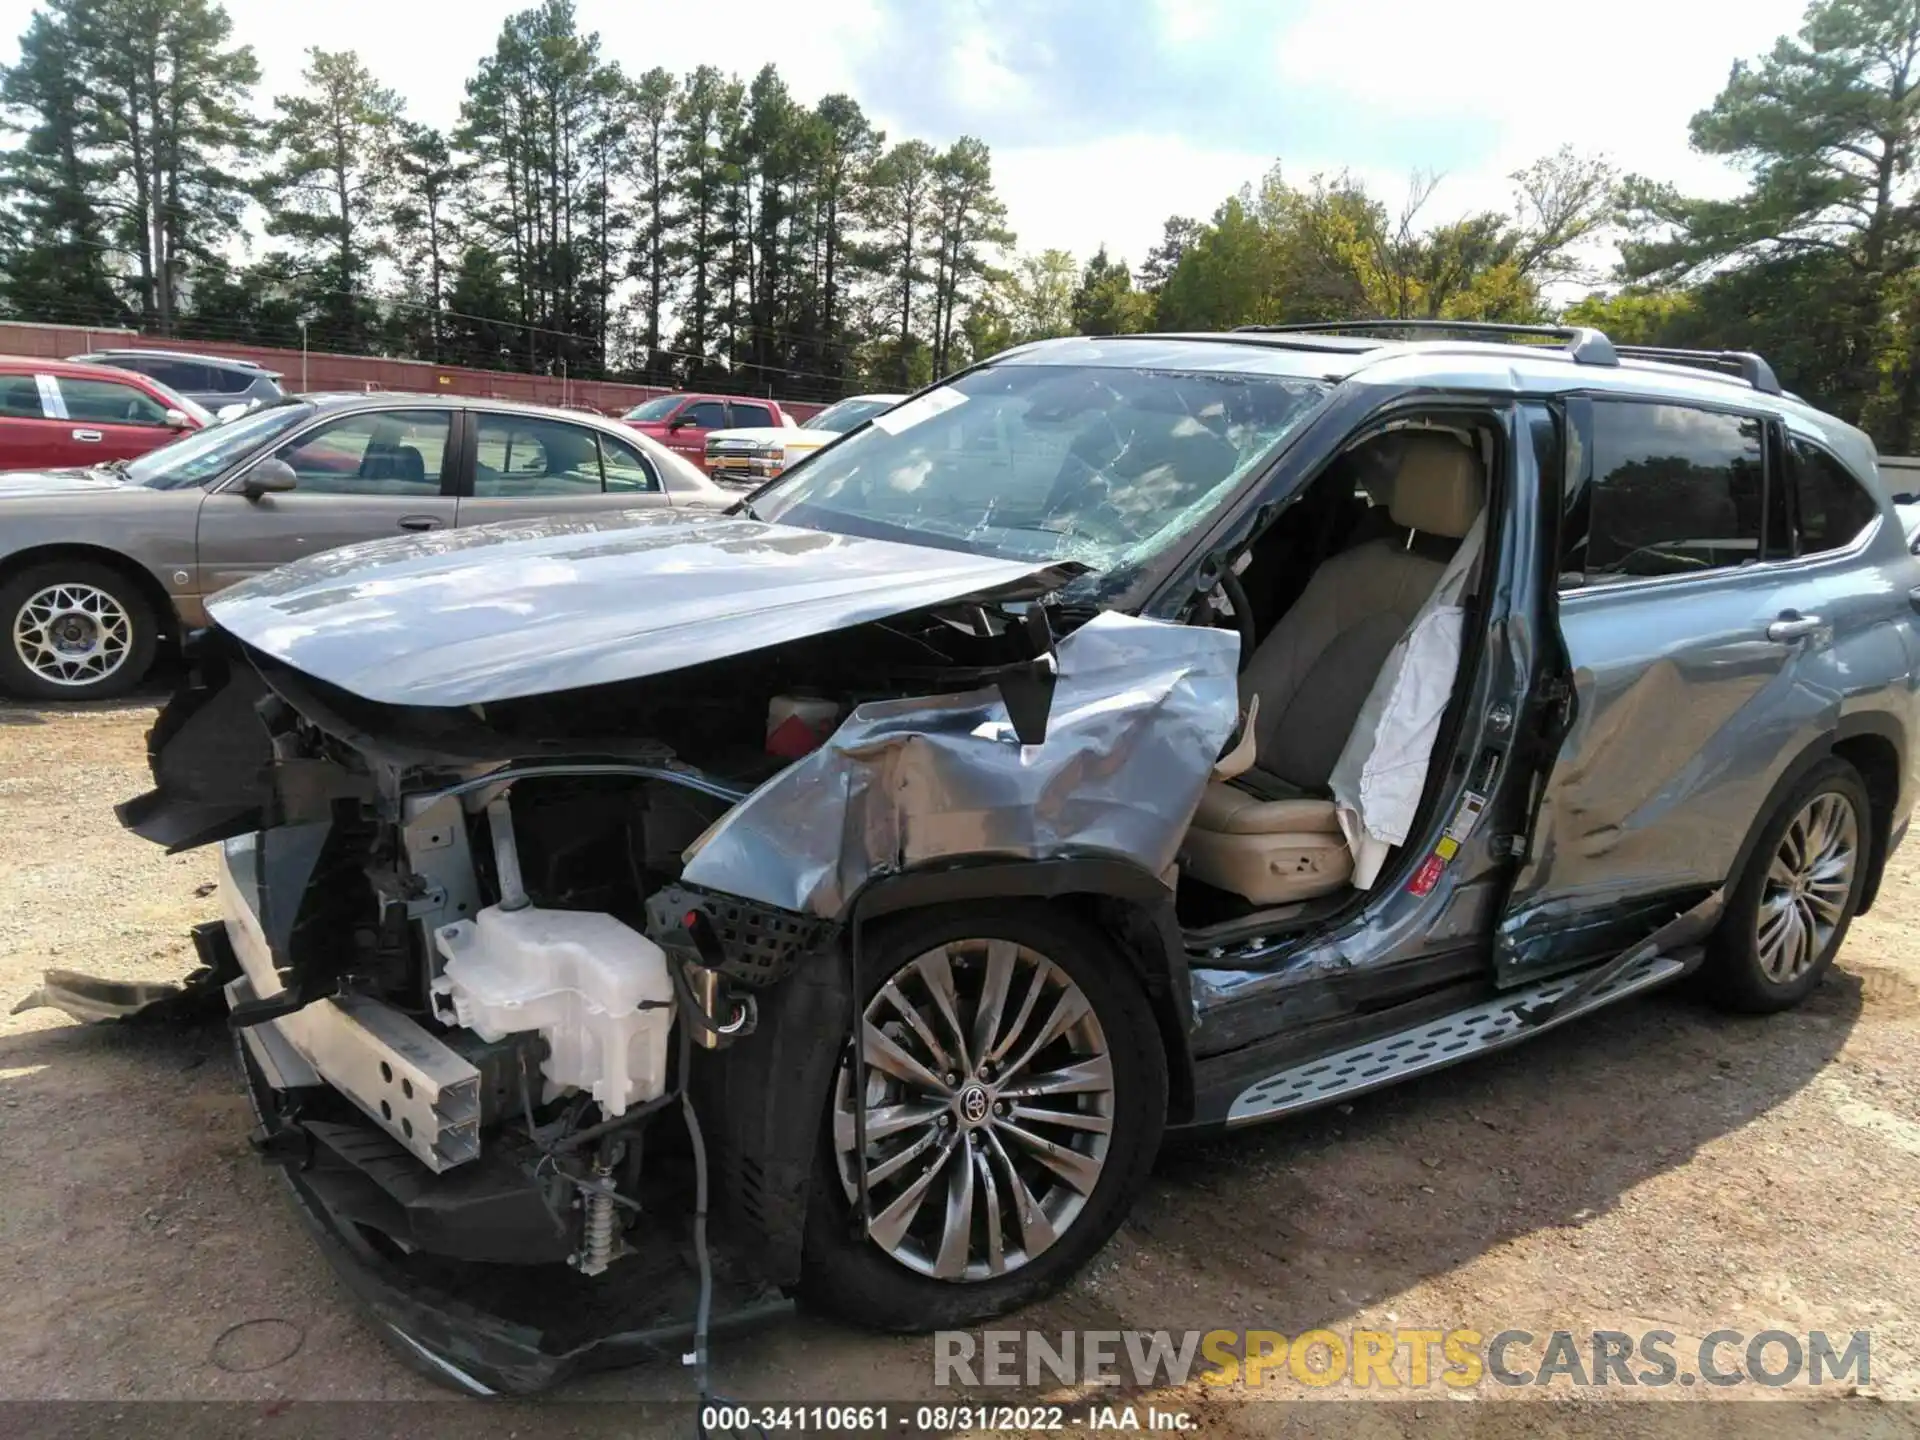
[1329,514,1486,886]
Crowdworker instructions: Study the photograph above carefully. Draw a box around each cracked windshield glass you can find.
[749,363,1327,584]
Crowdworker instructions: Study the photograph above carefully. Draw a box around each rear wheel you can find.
[1704,758,1870,1013]
[799,904,1166,1331]
[0,560,158,701]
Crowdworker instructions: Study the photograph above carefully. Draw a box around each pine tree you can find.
[267,47,405,352]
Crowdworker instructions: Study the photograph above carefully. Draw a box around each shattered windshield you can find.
[748,363,1326,586]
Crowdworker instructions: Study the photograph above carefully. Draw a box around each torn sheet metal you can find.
[1330,514,1486,888]
[682,612,1241,917]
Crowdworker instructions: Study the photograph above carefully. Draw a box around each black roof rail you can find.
[1612,344,1782,396]
[1233,318,1620,367]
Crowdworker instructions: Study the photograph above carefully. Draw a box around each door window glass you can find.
[0,375,45,418]
[730,402,775,427]
[1563,401,1768,582]
[1791,438,1880,554]
[473,415,604,495]
[57,377,171,427]
[683,401,727,429]
[270,409,450,495]
[599,433,661,493]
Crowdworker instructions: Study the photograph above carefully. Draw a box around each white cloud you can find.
[0,0,1817,276]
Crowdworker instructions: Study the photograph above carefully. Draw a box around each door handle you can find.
[398,515,442,532]
[1767,614,1823,642]
[71,429,102,442]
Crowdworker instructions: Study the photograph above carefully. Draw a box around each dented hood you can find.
[206,509,1069,706]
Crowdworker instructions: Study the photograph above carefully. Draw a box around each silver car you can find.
[0,393,729,698]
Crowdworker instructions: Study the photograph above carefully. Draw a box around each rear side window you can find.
[58,376,171,427]
[730,402,775,427]
[1790,438,1879,554]
[599,433,660,493]
[1562,400,1770,583]
[0,374,44,418]
[473,415,605,495]
[123,357,213,391]
[205,365,257,395]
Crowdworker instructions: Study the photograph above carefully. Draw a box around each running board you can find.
[1227,949,1691,1125]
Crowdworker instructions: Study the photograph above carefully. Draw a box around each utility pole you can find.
[298,318,310,393]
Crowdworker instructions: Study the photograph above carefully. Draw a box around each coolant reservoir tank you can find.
[431,906,674,1116]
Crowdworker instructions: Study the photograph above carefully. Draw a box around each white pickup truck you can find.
[704,392,904,488]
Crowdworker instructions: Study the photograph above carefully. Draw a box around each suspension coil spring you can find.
[579,1161,616,1276]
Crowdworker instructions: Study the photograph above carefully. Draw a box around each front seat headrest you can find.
[1388,433,1485,539]
[1348,434,1403,507]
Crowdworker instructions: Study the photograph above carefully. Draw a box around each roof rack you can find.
[1234,319,1620,367]
[1231,319,1787,396]
[1612,344,1781,395]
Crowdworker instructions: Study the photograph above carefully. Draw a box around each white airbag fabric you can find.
[1330,515,1485,887]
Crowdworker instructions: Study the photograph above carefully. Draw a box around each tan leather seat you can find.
[1182,434,1486,904]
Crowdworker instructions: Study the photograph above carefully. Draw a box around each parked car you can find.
[0,393,727,699]
[705,392,906,487]
[621,391,793,469]
[68,347,287,413]
[33,322,1918,1395]
[0,354,209,474]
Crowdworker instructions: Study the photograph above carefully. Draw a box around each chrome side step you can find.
[1227,950,1688,1125]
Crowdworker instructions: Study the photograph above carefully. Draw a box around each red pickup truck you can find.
[621,392,791,469]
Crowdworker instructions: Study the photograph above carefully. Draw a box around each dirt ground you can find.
[3,696,1919,1436]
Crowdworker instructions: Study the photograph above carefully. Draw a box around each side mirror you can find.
[240,458,298,500]
[163,407,193,430]
[667,412,692,431]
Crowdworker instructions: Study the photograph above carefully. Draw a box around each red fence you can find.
[0,320,823,421]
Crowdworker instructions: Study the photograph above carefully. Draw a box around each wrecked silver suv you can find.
[50,322,1918,1393]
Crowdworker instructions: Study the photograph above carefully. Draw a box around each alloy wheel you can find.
[11,582,134,689]
[1756,791,1859,983]
[832,939,1115,1282]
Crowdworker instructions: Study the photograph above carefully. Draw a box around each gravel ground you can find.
[2,697,1918,1436]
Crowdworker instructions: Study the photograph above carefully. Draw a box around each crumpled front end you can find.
[32,545,1237,1392]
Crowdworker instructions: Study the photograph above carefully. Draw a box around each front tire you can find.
[1704,757,1870,1014]
[798,903,1167,1331]
[0,560,157,701]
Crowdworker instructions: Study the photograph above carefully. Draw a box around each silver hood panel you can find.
[206,509,1064,706]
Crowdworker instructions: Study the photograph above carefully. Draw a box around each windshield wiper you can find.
[97,458,132,476]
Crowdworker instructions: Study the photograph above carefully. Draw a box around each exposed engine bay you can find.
[79,565,1237,1392]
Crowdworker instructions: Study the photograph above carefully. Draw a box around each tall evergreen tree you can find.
[68,0,260,333]
[925,136,1012,375]
[391,122,463,360]
[864,138,936,385]
[1621,0,1920,444]
[0,8,124,324]
[267,47,405,351]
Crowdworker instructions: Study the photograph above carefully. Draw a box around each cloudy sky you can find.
[2,0,1813,270]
